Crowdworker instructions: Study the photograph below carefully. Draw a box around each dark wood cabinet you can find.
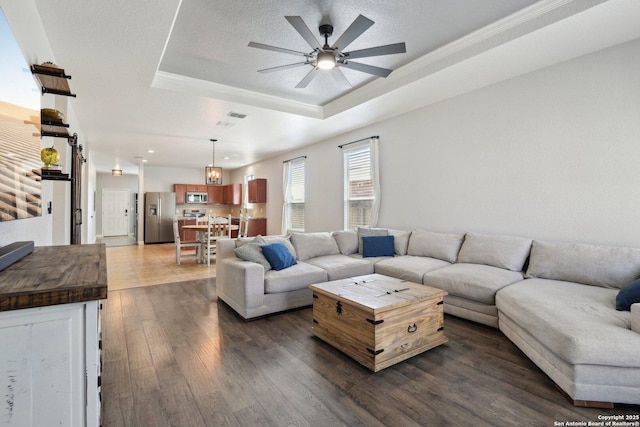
[248,179,267,203]
[175,183,243,205]
[207,185,225,204]
[179,219,197,241]
[225,183,242,205]
[174,184,187,204]
[247,218,267,237]
[186,184,207,192]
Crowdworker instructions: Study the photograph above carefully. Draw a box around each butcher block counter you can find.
[0,243,106,426]
[0,243,107,311]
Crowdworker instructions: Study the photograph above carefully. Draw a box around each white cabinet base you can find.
[0,301,101,427]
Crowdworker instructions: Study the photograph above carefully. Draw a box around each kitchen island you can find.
[0,243,107,427]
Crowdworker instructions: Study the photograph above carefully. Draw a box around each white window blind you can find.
[283,158,305,232]
[344,143,374,229]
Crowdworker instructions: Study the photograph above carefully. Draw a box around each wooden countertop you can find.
[0,244,108,312]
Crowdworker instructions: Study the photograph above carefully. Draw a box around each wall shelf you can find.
[31,64,76,97]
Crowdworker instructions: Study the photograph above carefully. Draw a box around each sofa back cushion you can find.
[333,230,359,255]
[458,232,532,271]
[388,229,411,256]
[407,229,464,263]
[525,240,640,289]
[357,227,388,253]
[291,232,340,261]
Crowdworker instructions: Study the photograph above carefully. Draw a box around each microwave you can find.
[186,192,208,204]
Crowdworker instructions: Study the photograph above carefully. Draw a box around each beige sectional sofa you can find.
[215,229,640,406]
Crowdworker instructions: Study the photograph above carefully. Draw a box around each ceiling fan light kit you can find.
[248,14,406,88]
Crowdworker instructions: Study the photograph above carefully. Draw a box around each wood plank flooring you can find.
[101,276,640,426]
[106,243,213,291]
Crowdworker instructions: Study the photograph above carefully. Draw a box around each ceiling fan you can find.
[248,15,406,88]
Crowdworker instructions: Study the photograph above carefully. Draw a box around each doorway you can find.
[102,188,130,236]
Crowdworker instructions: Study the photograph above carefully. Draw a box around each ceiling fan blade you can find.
[295,67,319,88]
[258,62,311,74]
[339,61,392,78]
[331,68,351,89]
[248,42,310,57]
[285,16,322,50]
[344,42,406,59]
[331,14,374,52]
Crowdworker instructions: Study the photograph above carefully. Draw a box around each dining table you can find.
[181,222,239,264]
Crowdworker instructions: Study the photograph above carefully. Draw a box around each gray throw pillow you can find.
[357,227,388,254]
[333,230,359,255]
[233,236,271,271]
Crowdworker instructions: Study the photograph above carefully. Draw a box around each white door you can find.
[102,189,130,236]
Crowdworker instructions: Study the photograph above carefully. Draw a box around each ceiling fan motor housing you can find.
[319,24,333,38]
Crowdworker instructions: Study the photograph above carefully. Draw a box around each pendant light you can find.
[205,138,222,185]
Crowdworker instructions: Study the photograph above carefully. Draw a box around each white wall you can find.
[232,38,640,248]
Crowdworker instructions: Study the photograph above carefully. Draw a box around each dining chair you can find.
[173,217,199,265]
[202,215,232,266]
[238,214,249,238]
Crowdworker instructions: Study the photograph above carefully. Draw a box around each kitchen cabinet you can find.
[248,178,267,203]
[247,218,267,237]
[174,184,187,204]
[179,219,197,241]
[186,184,207,192]
[226,183,243,205]
[0,244,106,427]
[207,185,226,204]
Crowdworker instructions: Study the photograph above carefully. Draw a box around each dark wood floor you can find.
[101,279,639,426]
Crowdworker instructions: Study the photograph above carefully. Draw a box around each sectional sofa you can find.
[215,229,640,407]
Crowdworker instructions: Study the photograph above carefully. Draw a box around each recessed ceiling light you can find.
[147,149,154,153]
[142,159,148,163]
[224,156,230,160]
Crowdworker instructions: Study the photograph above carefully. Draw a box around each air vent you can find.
[216,121,235,127]
[227,112,247,119]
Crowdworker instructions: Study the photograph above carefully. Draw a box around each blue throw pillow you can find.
[616,278,640,311]
[362,235,395,258]
[261,242,297,271]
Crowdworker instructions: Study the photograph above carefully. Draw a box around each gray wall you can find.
[232,38,640,248]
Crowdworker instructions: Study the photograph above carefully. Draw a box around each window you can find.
[343,138,380,229]
[282,158,305,233]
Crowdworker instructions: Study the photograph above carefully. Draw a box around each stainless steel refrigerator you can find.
[144,192,176,243]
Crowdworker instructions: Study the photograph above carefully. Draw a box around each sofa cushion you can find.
[525,240,640,289]
[423,263,524,305]
[306,254,374,281]
[261,242,297,271]
[264,261,328,294]
[291,232,340,261]
[632,304,640,334]
[457,232,532,272]
[375,255,450,284]
[389,229,411,255]
[357,227,388,253]
[616,278,640,311]
[233,236,271,271]
[333,230,358,255]
[496,279,638,367]
[261,235,297,259]
[407,229,464,263]
[362,235,395,258]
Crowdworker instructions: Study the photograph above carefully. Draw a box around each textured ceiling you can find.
[18,0,640,174]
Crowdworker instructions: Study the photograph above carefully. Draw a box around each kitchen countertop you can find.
[0,244,108,311]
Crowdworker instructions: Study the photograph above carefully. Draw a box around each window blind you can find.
[344,144,373,229]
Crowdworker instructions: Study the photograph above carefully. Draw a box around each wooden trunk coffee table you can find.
[309,273,448,372]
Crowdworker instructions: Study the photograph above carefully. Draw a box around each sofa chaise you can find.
[215,228,640,406]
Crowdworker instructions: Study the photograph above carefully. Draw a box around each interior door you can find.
[102,189,130,236]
